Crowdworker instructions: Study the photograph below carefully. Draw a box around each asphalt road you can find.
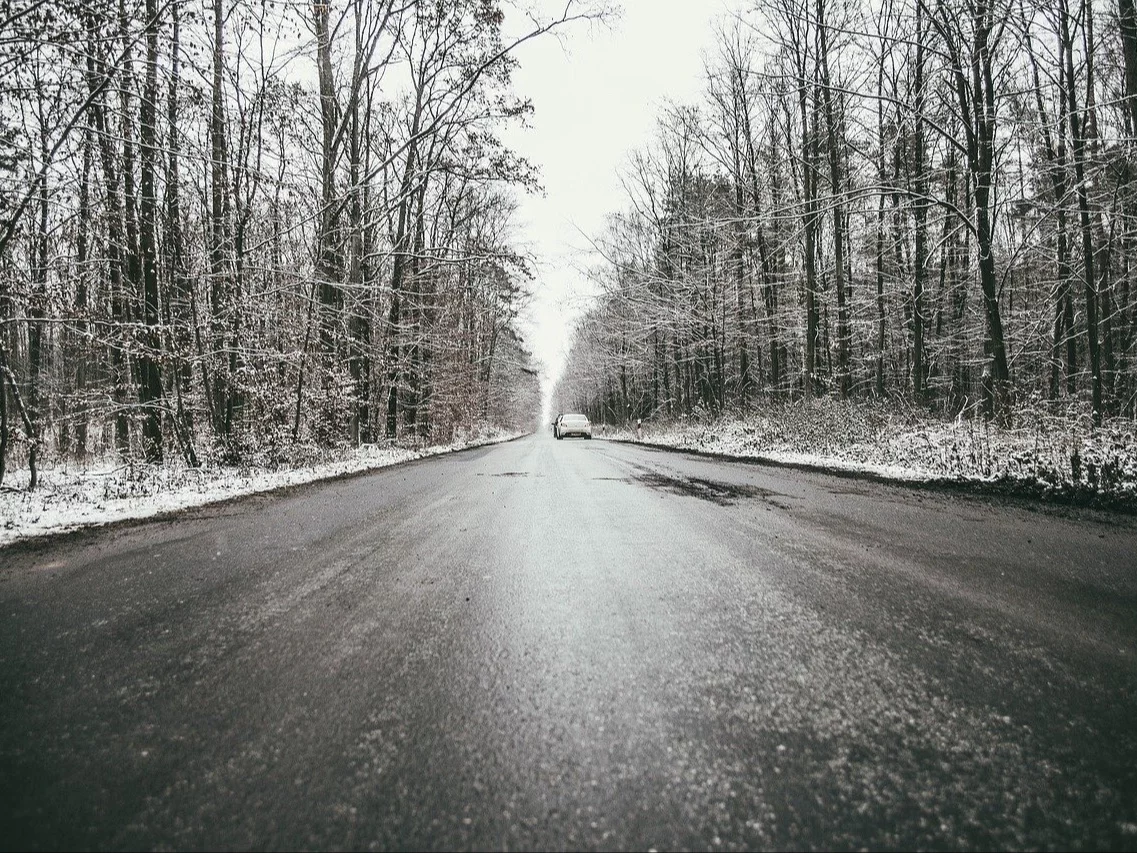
[2,433,1136,851]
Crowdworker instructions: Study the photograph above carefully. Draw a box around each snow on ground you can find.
[602,398,1137,507]
[5,401,1133,550]
[0,429,523,549]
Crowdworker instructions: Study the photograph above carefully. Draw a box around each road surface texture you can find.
[2,434,1136,851]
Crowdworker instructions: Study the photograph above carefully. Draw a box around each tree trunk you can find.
[74,125,92,459]
[799,81,821,398]
[165,0,198,467]
[817,0,849,397]
[208,0,231,442]
[1025,24,1077,400]
[84,16,130,453]
[911,1,929,400]
[0,367,7,486]
[137,0,164,462]
[314,0,343,361]
[0,346,37,490]
[925,0,1011,419]
[1060,0,1103,423]
[26,117,49,487]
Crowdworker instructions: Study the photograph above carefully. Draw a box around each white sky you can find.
[501,0,741,405]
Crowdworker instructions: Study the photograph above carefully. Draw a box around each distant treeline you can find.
[557,0,1137,429]
[0,0,597,487]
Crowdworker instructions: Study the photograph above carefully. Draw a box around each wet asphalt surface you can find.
[1,433,1136,851]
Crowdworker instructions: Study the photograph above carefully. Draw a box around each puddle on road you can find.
[634,470,791,508]
[487,471,542,478]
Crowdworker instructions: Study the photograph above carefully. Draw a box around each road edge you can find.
[0,432,531,556]
[606,437,1137,517]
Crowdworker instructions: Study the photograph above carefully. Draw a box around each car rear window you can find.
[563,415,588,424]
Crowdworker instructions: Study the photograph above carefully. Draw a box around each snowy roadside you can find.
[600,400,1137,510]
[0,429,525,549]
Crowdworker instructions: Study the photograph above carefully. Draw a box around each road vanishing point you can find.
[2,433,1136,850]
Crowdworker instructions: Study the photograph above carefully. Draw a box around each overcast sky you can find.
[501,0,741,404]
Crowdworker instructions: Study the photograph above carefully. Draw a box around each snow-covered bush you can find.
[625,398,1137,506]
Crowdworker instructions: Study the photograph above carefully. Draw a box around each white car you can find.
[555,413,593,440]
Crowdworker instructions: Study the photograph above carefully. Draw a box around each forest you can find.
[556,0,1137,449]
[0,0,597,489]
